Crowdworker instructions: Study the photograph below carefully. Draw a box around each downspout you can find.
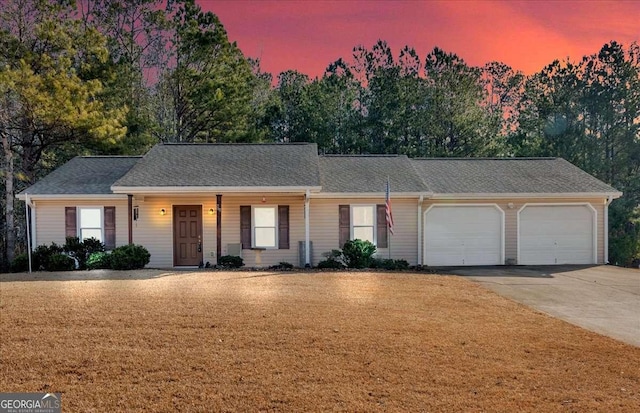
[417,195,424,266]
[604,195,613,264]
[305,190,311,267]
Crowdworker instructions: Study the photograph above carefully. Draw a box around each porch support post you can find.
[216,194,222,264]
[25,193,32,273]
[305,190,310,267]
[417,195,423,266]
[30,200,36,250]
[127,194,133,244]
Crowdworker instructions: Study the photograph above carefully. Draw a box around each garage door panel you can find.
[425,206,502,266]
[519,205,594,265]
[465,249,502,266]
[558,235,591,248]
[426,249,465,267]
[557,251,592,265]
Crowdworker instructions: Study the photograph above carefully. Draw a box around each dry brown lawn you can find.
[1,271,639,412]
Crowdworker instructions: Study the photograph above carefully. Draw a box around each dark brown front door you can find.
[173,205,203,266]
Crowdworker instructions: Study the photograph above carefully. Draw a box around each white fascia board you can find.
[15,193,128,201]
[310,192,432,199]
[111,186,323,194]
[430,192,623,200]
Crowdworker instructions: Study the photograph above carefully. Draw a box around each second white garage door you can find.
[518,204,596,265]
[424,205,503,266]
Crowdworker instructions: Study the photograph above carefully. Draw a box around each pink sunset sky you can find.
[203,0,639,78]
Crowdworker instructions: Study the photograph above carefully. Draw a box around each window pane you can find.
[353,206,374,226]
[255,227,276,248]
[80,208,101,227]
[254,207,276,226]
[353,226,374,243]
[81,229,102,241]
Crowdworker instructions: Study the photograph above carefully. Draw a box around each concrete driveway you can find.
[449,265,640,347]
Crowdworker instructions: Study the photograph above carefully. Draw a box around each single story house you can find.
[17,143,622,268]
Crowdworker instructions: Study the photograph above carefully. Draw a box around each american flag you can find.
[385,178,394,235]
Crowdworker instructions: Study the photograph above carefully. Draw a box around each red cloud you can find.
[205,0,640,77]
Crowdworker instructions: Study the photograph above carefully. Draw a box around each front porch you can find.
[128,193,311,268]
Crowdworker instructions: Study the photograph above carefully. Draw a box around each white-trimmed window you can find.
[351,205,375,244]
[253,206,277,248]
[79,207,103,242]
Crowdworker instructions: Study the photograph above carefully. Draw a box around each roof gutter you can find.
[15,193,129,201]
[111,185,323,194]
[430,192,623,200]
[310,192,433,199]
[23,193,35,209]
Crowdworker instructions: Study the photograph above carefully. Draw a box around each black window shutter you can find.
[104,206,116,249]
[65,207,77,239]
[240,206,251,249]
[376,204,388,248]
[338,205,350,248]
[278,205,289,249]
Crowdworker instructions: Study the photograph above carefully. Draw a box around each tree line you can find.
[1,0,638,268]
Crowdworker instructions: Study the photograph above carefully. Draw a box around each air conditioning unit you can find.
[227,243,242,257]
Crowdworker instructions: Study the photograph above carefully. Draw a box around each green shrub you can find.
[47,254,75,271]
[64,237,105,270]
[10,253,30,273]
[370,258,410,270]
[609,203,640,267]
[218,255,244,268]
[279,261,294,269]
[316,258,344,269]
[326,249,343,260]
[342,239,377,269]
[609,224,640,267]
[110,244,150,270]
[315,249,345,269]
[392,259,410,270]
[33,243,63,271]
[268,261,294,270]
[87,252,112,270]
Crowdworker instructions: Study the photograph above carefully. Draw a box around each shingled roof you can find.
[411,158,620,195]
[19,156,140,195]
[318,155,429,193]
[18,145,621,198]
[112,143,321,189]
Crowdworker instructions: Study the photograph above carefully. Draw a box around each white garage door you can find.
[519,205,595,265]
[424,205,503,266]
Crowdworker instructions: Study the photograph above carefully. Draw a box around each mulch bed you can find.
[1,271,638,412]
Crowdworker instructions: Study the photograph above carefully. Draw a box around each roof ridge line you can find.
[412,157,558,160]
[321,154,405,158]
[78,155,144,158]
[160,142,316,146]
